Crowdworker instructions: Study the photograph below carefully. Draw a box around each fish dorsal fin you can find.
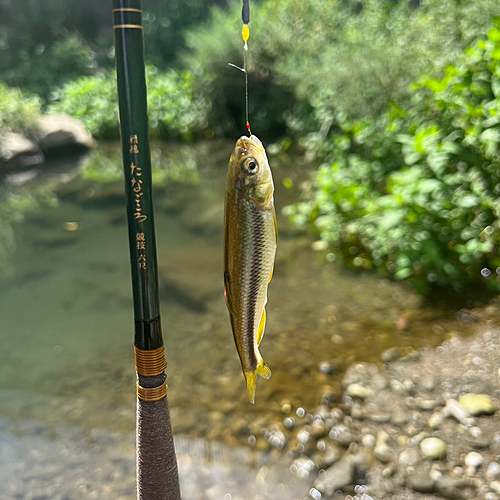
[224,271,236,318]
[257,307,266,346]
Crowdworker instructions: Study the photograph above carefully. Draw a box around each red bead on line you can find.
[246,122,252,135]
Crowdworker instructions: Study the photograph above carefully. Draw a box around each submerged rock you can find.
[346,383,369,399]
[381,346,403,363]
[444,399,470,422]
[374,430,391,463]
[407,465,435,493]
[399,447,421,467]
[435,474,471,500]
[420,437,447,460]
[464,451,484,469]
[313,456,356,496]
[458,393,495,416]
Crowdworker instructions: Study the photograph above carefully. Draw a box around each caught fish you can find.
[224,134,277,404]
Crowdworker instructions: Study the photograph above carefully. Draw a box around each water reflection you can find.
[0,140,493,497]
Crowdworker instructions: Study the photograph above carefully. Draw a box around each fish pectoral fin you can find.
[244,359,272,404]
[224,271,236,318]
[257,307,266,346]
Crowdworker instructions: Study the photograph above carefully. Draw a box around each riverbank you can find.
[2,326,500,500]
[280,324,500,500]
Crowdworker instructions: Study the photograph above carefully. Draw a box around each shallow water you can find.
[0,140,492,497]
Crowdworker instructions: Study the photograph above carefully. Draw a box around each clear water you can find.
[0,141,489,498]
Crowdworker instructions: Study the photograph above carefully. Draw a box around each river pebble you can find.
[374,430,391,462]
[314,443,341,469]
[361,433,376,449]
[346,383,369,399]
[487,462,500,480]
[399,447,421,467]
[459,393,495,416]
[445,399,471,422]
[428,412,444,429]
[407,465,434,493]
[381,347,403,363]
[313,456,356,496]
[465,451,484,469]
[420,437,447,460]
[435,474,470,500]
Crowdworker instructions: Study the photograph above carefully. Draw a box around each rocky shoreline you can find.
[1,114,94,172]
[265,328,500,500]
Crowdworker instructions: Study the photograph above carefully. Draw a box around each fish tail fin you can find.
[245,359,272,404]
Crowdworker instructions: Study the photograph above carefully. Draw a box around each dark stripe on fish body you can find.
[246,202,263,371]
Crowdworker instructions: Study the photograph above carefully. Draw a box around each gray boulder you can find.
[0,132,44,171]
[35,114,95,154]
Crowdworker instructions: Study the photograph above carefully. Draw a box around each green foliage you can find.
[0,82,41,133]
[1,31,94,99]
[143,0,227,69]
[0,0,228,98]
[184,0,500,137]
[0,0,114,97]
[286,21,500,293]
[48,66,209,140]
[81,146,200,186]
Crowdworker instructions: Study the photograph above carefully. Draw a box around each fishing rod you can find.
[112,1,181,499]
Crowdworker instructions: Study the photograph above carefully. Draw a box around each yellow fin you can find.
[269,266,274,282]
[244,359,272,404]
[257,307,266,346]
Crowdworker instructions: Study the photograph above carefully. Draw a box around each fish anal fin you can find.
[257,359,272,379]
[224,271,236,318]
[244,359,272,404]
[257,307,266,346]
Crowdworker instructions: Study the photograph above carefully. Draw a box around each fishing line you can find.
[229,0,252,136]
[242,0,250,135]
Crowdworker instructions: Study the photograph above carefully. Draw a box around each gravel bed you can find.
[264,328,500,500]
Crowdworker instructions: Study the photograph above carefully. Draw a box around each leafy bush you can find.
[0,82,41,133]
[183,0,500,137]
[49,66,209,140]
[81,145,200,186]
[1,34,95,99]
[286,21,500,293]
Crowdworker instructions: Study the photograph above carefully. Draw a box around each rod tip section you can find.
[242,24,250,42]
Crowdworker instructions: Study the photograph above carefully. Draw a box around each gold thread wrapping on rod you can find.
[113,24,143,29]
[134,345,167,376]
[137,381,168,402]
[112,8,142,12]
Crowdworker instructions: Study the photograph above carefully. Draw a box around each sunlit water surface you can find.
[0,141,490,498]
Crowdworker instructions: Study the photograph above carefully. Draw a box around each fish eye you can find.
[242,157,259,175]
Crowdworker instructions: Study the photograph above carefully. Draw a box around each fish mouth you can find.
[235,135,265,154]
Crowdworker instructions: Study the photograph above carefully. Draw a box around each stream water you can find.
[0,140,491,499]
